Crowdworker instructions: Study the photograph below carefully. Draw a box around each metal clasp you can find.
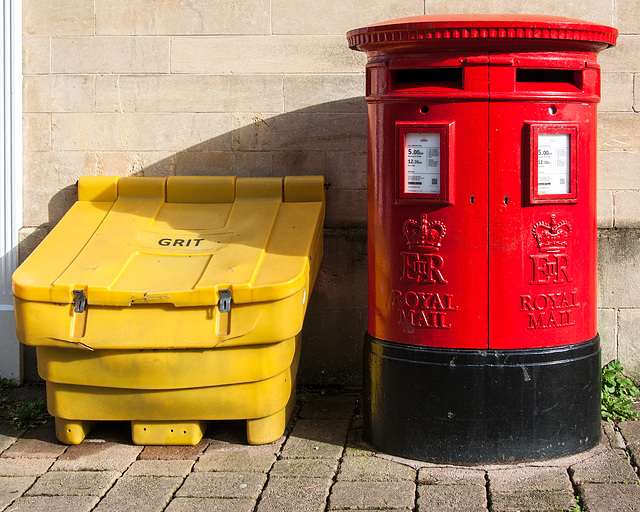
[73,289,87,313]
[218,289,231,313]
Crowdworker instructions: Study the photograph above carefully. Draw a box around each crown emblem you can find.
[403,214,446,252]
[533,214,571,253]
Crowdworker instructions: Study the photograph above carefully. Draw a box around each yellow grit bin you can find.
[12,175,325,445]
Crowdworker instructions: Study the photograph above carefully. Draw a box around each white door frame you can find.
[0,0,22,381]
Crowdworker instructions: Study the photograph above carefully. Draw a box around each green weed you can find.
[601,359,640,422]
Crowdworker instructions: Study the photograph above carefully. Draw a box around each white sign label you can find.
[404,132,441,194]
[537,134,570,195]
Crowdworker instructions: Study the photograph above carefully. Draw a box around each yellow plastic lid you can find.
[13,176,325,308]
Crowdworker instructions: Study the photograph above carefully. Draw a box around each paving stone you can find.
[164,497,256,512]
[0,476,36,511]
[488,466,574,493]
[0,423,22,455]
[619,421,640,446]
[51,440,142,471]
[125,459,194,477]
[338,455,415,481]
[138,439,209,460]
[298,394,358,419]
[281,419,350,460]
[619,421,640,467]
[1,424,67,459]
[418,467,486,486]
[269,458,338,479]
[343,426,377,457]
[570,449,639,484]
[417,484,486,512]
[194,442,279,473]
[328,480,416,510]
[3,495,100,512]
[603,422,628,451]
[25,471,119,496]
[256,476,332,512]
[578,483,640,512]
[93,476,183,512]
[176,472,266,499]
[490,489,577,512]
[0,458,54,476]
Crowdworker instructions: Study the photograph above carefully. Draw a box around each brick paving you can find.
[0,392,639,512]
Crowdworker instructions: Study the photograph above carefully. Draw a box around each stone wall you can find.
[20,1,640,383]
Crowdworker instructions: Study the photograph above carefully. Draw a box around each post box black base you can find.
[363,333,602,464]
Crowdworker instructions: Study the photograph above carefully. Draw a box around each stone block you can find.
[578,483,640,512]
[1,424,67,459]
[231,112,366,153]
[26,471,119,496]
[175,151,233,176]
[0,459,54,477]
[597,190,614,228]
[24,75,95,113]
[570,450,639,484]
[283,74,366,113]
[124,460,195,477]
[269,459,338,479]
[23,0,94,35]
[487,467,574,493]
[0,476,37,511]
[4,495,99,512]
[0,423,21,455]
[51,36,171,74]
[165,498,255,512]
[171,36,366,74]
[489,490,577,512]
[599,113,640,151]
[615,190,640,228]
[618,308,640,381]
[600,36,640,73]
[281,419,350,460]
[175,472,266,499]
[51,441,142,472]
[256,477,332,512]
[422,0,612,25]
[598,229,640,309]
[93,476,183,512]
[418,467,486,486]
[337,456,415,482]
[325,151,367,191]
[230,151,274,175]
[615,0,640,34]
[328,480,416,510]
[417,484,487,512]
[598,151,640,190]
[272,151,325,178]
[325,189,367,227]
[23,36,51,75]
[600,73,634,112]
[23,113,51,152]
[95,0,270,35]
[22,186,77,227]
[272,0,423,35]
[619,421,640,468]
[598,308,617,364]
[193,443,280,473]
[52,113,232,151]
[95,75,284,113]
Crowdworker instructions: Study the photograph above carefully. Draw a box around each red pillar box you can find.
[347,15,617,463]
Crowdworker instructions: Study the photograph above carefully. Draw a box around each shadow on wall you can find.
[20,99,369,386]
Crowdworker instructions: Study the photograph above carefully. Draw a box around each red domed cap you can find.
[347,15,617,53]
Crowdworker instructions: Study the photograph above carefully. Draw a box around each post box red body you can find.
[348,15,617,463]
